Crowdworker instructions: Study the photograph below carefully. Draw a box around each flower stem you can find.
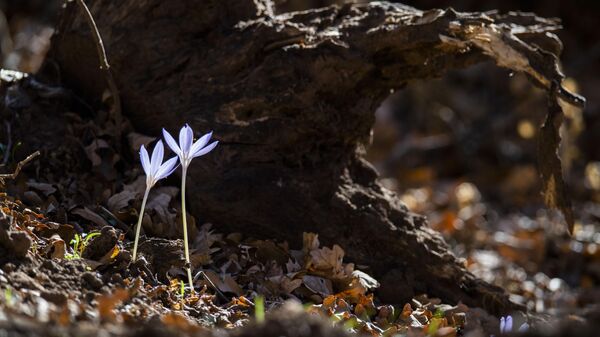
[132,188,150,261]
[181,167,194,293]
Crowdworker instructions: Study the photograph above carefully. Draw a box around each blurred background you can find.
[1,0,599,318]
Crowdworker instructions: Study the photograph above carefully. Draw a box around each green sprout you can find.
[65,231,101,260]
[4,287,13,307]
[254,295,265,323]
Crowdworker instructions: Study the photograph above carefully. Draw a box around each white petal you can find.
[156,157,179,180]
[150,140,164,175]
[140,145,151,175]
[505,316,513,332]
[162,128,182,157]
[500,317,506,333]
[179,124,193,155]
[192,140,218,158]
[190,131,212,156]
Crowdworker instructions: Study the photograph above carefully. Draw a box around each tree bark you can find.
[43,0,578,314]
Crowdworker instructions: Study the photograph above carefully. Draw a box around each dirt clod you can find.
[82,271,103,291]
[82,226,118,261]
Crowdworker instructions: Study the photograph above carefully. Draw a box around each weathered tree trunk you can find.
[43,0,578,313]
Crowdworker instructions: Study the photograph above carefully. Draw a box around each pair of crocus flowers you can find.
[490,315,529,337]
[132,124,218,292]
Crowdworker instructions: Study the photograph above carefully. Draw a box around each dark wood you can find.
[43,0,579,314]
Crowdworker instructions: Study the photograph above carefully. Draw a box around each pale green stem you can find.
[132,187,150,261]
[181,166,194,293]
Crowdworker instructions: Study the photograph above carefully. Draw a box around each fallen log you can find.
[42,0,583,314]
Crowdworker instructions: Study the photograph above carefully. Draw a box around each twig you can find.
[193,270,229,302]
[0,151,40,184]
[2,121,12,166]
[73,0,122,143]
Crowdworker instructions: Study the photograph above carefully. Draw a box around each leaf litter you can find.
[0,71,477,336]
[0,191,480,336]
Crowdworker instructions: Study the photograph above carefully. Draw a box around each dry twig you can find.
[74,0,122,142]
[0,151,41,185]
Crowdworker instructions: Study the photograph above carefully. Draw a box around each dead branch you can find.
[0,151,41,185]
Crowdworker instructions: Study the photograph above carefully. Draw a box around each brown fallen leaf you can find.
[97,288,129,322]
[72,207,109,228]
[203,270,244,296]
[85,139,110,166]
[26,181,57,196]
[303,275,333,296]
[106,190,137,212]
[307,244,346,279]
[127,132,156,153]
[45,234,66,259]
[161,312,204,334]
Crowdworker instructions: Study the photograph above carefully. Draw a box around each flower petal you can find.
[140,144,151,175]
[190,131,212,157]
[179,124,194,155]
[500,317,506,333]
[156,157,179,180]
[162,128,182,157]
[150,140,164,175]
[518,323,529,332]
[192,140,218,158]
[505,316,513,332]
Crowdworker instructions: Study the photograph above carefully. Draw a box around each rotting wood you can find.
[42,0,585,314]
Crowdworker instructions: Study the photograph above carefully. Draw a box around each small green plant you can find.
[179,280,185,298]
[342,316,359,331]
[4,287,13,307]
[65,231,101,260]
[254,295,265,323]
[427,318,441,336]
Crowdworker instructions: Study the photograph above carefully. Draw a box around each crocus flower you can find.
[163,124,218,291]
[132,140,178,261]
[500,316,513,333]
[492,315,529,336]
[163,124,218,168]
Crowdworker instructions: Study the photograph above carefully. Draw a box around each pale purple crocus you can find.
[162,124,218,292]
[500,315,513,333]
[132,140,178,261]
[492,315,529,337]
[162,124,218,169]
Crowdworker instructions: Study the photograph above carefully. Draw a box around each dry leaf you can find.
[127,132,156,153]
[97,288,129,322]
[72,207,109,227]
[107,190,137,211]
[161,312,203,333]
[303,275,333,296]
[26,181,57,196]
[308,244,345,278]
[203,270,244,295]
[302,232,320,254]
[85,139,110,166]
[45,234,66,259]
